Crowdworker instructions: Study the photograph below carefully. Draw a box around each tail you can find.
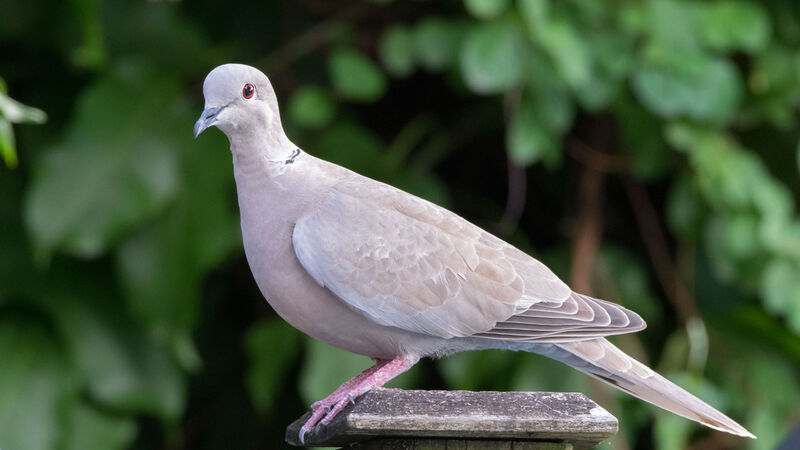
[533,338,755,438]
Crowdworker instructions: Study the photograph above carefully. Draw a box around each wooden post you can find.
[286,389,617,449]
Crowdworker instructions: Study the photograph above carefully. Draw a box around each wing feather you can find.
[292,180,644,341]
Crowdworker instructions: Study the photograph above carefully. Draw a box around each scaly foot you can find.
[297,355,418,444]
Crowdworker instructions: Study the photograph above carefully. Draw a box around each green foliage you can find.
[379,26,416,78]
[702,0,770,53]
[0,77,46,167]
[465,0,509,20]
[288,85,337,129]
[460,21,525,94]
[633,47,742,122]
[244,319,301,412]
[2,0,800,448]
[0,317,72,450]
[25,67,182,259]
[329,47,387,102]
[413,17,463,71]
[60,402,135,450]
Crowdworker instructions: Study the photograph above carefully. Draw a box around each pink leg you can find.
[309,360,385,413]
[299,355,419,444]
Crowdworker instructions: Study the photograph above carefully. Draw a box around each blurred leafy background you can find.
[1,0,799,449]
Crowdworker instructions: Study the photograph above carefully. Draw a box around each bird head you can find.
[194,64,280,139]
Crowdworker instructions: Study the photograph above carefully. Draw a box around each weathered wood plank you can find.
[285,389,616,449]
[352,439,575,450]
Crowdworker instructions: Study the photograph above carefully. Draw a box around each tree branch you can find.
[624,179,697,323]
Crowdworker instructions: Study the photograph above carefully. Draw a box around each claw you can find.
[319,411,334,426]
[298,357,417,443]
[298,425,310,445]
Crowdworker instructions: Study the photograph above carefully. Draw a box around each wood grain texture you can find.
[352,439,574,449]
[285,389,616,449]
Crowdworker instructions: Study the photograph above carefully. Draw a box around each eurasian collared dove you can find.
[194,63,755,442]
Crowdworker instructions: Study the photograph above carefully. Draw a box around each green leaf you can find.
[702,0,770,53]
[60,401,136,450]
[663,121,705,151]
[532,85,573,134]
[0,90,47,124]
[632,45,742,122]
[617,3,646,35]
[0,82,47,168]
[720,214,760,261]
[244,319,301,412]
[50,285,187,421]
[522,0,594,92]
[688,135,770,212]
[518,0,550,33]
[524,52,575,134]
[0,315,73,450]
[465,0,509,20]
[646,0,702,51]
[413,17,462,71]
[24,65,181,259]
[506,95,559,167]
[748,44,799,128]
[379,25,416,77]
[68,0,106,69]
[759,219,800,263]
[534,18,592,91]
[288,85,337,129]
[576,32,634,110]
[746,353,800,411]
[460,21,525,94]
[328,47,387,103]
[760,259,800,320]
[755,45,798,95]
[0,118,17,168]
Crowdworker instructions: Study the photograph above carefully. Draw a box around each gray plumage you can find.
[194,63,754,439]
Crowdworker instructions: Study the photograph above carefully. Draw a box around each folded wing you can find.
[293,180,643,341]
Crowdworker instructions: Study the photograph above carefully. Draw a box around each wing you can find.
[293,180,642,340]
[476,292,645,343]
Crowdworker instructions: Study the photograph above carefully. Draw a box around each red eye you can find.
[242,83,255,99]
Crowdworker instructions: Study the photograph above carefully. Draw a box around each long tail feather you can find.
[532,338,755,438]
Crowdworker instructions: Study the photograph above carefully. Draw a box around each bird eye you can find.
[242,83,255,99]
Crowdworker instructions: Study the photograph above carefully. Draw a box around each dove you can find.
[194,63,755,443]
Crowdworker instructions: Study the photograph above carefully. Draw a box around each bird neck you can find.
[228,131,314,255]
[228,132,307,215]
[228,124,298,167]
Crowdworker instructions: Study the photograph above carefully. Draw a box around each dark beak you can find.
[193,106,224,138]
